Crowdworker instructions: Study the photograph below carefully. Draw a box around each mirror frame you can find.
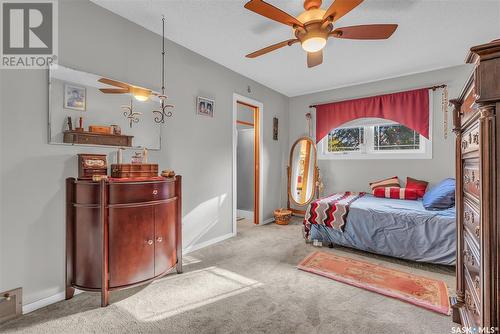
[287,136,318,208]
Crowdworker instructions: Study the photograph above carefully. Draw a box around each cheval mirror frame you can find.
[287,136,319,216]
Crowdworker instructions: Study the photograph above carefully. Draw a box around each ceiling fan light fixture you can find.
[132,87,151,102]
[243,0,397,68]
[301,36,326,53]
[133,94,150,102]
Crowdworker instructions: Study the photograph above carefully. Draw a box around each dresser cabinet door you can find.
[74,207,101,289]
[109,206,155,287]
[154,201,177,276]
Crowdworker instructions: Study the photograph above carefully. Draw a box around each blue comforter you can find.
[309,194,456,265]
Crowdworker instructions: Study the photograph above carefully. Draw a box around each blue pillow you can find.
[422,178,456,210]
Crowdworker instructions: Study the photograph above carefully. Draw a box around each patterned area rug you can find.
[297,251,450,315]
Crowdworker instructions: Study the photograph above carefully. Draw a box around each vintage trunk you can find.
[110,163,159,178]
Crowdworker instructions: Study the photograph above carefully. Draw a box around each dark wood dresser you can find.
[65,176,182,306]
[450,40,500,330]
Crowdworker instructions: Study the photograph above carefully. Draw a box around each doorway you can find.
[232,94,263,233]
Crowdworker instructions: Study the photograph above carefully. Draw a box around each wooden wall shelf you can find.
[63,130,133,147]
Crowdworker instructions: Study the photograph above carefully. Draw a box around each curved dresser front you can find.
[65,176,182,306]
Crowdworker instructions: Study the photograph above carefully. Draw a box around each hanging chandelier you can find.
[153,16,174,123]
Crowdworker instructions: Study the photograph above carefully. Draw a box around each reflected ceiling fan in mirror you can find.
[98,17,174,124]
[98,78,156,102]
[244,0,398,68]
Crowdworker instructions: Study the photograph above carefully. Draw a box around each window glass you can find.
[373,124,420,151]
[327,127,364,152]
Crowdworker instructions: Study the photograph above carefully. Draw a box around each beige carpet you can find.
[0,219,456,334]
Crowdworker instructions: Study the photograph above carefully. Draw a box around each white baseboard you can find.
[22,232,236,314]
[261,217,274,225]
[236,211,273,225]
[23,289,83,314]
[236,210,253,219]
[183,232,235,255]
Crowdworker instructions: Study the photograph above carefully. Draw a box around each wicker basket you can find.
[274,208,292,225]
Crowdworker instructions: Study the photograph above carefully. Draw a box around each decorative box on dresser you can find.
[450,39,500,331]
[65,176,182,307]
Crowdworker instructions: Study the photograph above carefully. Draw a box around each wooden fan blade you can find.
[244,0,304,27]
[99,88,129,94]
[246,39,298,58]
[307,50,323,68]
[332,24,398,40]
[323,0,364,22]
[98,78,130,89]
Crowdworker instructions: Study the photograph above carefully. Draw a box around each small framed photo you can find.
[273,117,279,140]
[197,96,215,118]
[64,84,86,111]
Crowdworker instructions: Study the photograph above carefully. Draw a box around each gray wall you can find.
[237,128,254,211]
[288,65,474,195]
[0,0,289,306]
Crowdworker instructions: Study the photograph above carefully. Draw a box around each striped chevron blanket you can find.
[304,192,365,238]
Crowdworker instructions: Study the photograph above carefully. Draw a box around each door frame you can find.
[233,93,263,234]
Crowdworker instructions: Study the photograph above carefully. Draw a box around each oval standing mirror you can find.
[288,137,317,206]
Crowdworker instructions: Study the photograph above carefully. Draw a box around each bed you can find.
[306,194,456,265]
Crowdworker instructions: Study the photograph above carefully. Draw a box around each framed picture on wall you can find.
[196,96,215,118]
[64,84,86,111]
[273,117,279,140]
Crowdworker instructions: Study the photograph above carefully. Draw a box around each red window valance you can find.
[315,88,430,143]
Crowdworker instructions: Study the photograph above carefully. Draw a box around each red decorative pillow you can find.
[406,177,429,198]
[369,176,400,191]
[373,187,418,200]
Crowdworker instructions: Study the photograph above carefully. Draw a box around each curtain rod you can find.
[308,84,447,109]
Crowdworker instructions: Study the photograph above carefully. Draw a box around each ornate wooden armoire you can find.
[450,39,500,330]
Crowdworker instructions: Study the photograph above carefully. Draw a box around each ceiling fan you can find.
[98,78,158,102]
[244,0,398,68]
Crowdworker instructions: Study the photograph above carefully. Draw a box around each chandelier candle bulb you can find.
[117,148,123,164]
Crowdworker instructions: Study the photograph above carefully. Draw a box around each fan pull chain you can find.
[442,86,449,140]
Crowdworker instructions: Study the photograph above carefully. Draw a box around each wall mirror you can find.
[288,136,318,207]
[48,64,162,150]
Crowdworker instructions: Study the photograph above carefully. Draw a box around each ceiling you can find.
[92,0,500,97]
